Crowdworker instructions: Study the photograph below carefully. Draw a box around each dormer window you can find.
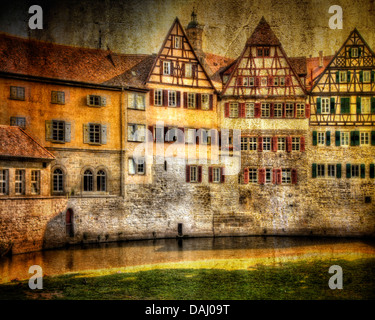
[257,47,270,57]
[257,48,263,57]
[263,47,270,56]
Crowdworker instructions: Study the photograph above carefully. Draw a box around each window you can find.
[327,165,336,178]
[185,63,193,78]
[361,97,371,114]
[339,71,347,83]
[97,170,106,192]
[278,137,286,151]
[0,169,8,195]
[15,170,25,195]
[249,77,255,86]
[264,47,270,56]
[279,77,285,86]
[168,91,177,107]
[31,170,40,195]
[185,128,196,144]
[245,103,254,118]
[51,91,65,104]
[249,137,257,151]
[83,170,93,192]
[89,124,101,144]
[273,103,283,118]
[351,47,358,58]
[229,103,239,118]
[52,120,65,142]
[249,169,257,183]
[174,36,182,49]
[317,164,325,177]
[265,169,272,184]
[201,94,210,110]
[360,132,370,145]
[163,61,171,75]
[285,103,294,117]
[282,169,291,184]
[273,77,279,86]
[10,86,25,100]
[292,137,300,151]
[10,116,26,129]
[261,77,267,86]
[321,98,330,114]
[317,132,325,145]
[128,124,146,142]
[129,158,145,175]
[190,166,198,182]
[243,77,249,86]
[351,164,360,178]
[263,137,271,151]
[261,103,270,117]
[341,132,350,146]
[257,48,263,56]
[296,104,305,118]
[241,137,248,151]
[53,168,64,193]
[87,95,106,107]
[363,71,371,83]
[213,168,221,183]
[154,89,163,106]
[129,93,145,110]
[187,93,196,109]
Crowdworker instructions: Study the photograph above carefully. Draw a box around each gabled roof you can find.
[246,17,280,46]
[0,125,55,161]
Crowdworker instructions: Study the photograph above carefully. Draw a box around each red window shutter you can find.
[186,165,191,182]
[196,128,200,145]
[182,64,186,77]
[255,77,260,87]
[270,103,274,118]
[285,76,291,86]
[221,167,225,183]
[160,60,163,75]
[163,90,168,107]
[305,104,310,118]
[255,103,261,118]
[209,95,213,110]
[244,168,249,184]
[294,103,297,118]
[237,76,243,86]
[149,89,154,106]
[225,103,230,117]
[286,136,292,152]
[258,168,265,184]
[208,167,213,183]
[291,169,298,184]
[148,125,154,142]
[282,103,286,118]
[183,92,188,108]
[170,62,174,75]
[268,76,273,86]
[176,91,181,107]
[272,168,277,184]
[198,166,202,182]
[258,136,263,152]
[277,168,282,185]
[197,93,201,109]
[240,103,245,118]
[300,136,305,152]
[272,136,278,152]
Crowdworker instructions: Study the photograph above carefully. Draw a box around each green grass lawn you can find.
[0,257,374,300]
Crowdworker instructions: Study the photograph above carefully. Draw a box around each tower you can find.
[186,9,203,54]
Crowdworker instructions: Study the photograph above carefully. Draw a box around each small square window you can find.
[51,91,65,104]
[10,117,26,129]
[129,158,145,175]
[10,86,25,100]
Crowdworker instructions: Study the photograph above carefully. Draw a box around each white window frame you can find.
[213,168,221,183]
[282,169,291,184]
[278,137,286,151]
[339,71,347,83]
[263,137,271,151]
[163,61,171,75]
[279,77,285,86]
[187,93,196,109]
[249,137,257,151]
[351,47,358,58]
[249,77,255,86]
[363,71,371,83]
[229,103,239,118]
[273,77,279,86]
[243,77,249,86]
[245,103,255,118]
[154,89,163,106]
[168,90,177,107]
[0,169,9,195]
[185,63,193,78]
[261,77,267,86]
[361,97,371,114]
[317,132,325,146]
[15,169,25,195]
[265,168,272,184]
[129,93,145,110]
[174,36,182,49]
[31,170,41,195]
[292,137,300,151]
[351,164,360,178]
[128,124,146,142]
[321,98,330,114]
[360,132,370,146]
[261,103,270,118]
[341,132,350,146]
[285,103,294,118]
[296,103,305,118]
[185,128,196,144]
[128,157,145,175]
[317,164,325,178]
[274,103,283,118]
[327,164,336,178]
[201,94,210,110]
[241,137,248,151]
[248,168,257,183]
[190,166,198,182]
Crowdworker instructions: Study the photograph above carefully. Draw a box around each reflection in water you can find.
[0,236,374,284]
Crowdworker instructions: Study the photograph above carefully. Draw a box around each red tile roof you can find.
[306,55,334,88]
[246,17,281,46]
[0,33,148,85]
[0,125,55,160]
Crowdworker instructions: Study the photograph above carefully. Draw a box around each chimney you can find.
[319,51,323,68]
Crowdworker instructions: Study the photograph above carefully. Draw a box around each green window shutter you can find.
[346,164,351,178]
[340,97,350,114]
[336,71,340,83]
[371,71,375,83]
[312,131,317,146]
[356,97,361,114]
[360,164,365,178]
[355,131,360,146]
[371,97,375,114]
[326,131,331,146]
[359,70,363,83]
[317,100,323,115]
[371,131,375,146]
[335,131,341,146]
[336,164,342,178]
[358,47,362,57]
[370,164,375,179]
[330,98,335,114]
[347,71,351,82]
[350,131,355,146]
[349,48,352,58]
[312,163,317,178]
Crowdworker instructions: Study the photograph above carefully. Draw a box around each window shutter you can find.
[270,103,274,118]
[291,169,297,184]
[330,98,335,114]
[183,92,188,108]
[182,63,186,77]
[277,169,282,185]
[358,47,362,57]
[286,136,292,152]
[86,95,91,106]
[316,98,321,114]
[221,167,225,183]
[371,131,375,146]
[258,136,263,152]
[312,131,317,146]
[176,91,181,107]
[267,76,273,86]
[255,103,261,118]
[370,164,375,179]
[285,76,291,86]
[148,126,154,142]
[240,103,245,118]
[335,131,341,146]
[149,89,154,106]
[163,90,168,107]
[356,97,361,114]
[101,125,107,144]
[340,97,349,114]
[237,77,243,86]
[336,71,340,83]
[372,71,375,83]
[170,62,174,75]
[258,168,265,185]
[255,77,260,87]
[312,163,317,178]
[293,103,297,118]
[346,164,351,178]
[208,167,213,183]
[272,168,277,184]
[101,96,107,107]
[300,136,305,152]
[83,124,89,144]
[336,164,342,178]
[160,60,163,75]
[347,71,351,82]
[244,168,249,184]
[64,122,71,143]
[196,93,201,109]
[198,166,202,183]
[326,131,331,146]
[371,97,375,114]
[272,136,278,152]
[359,71,363,83]
[305,104,310,118]
[354,131,360,146]
[360,164,365,178]
[128,158,135,175]
[350,131,355,146]
[282,103,286,118]
[209,95,213,110]
[164,126,169,142]
[45,120,53,141]
[186,165,191,182]
[224,103,230,117]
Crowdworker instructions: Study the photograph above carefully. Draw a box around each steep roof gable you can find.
[246,17,281,46]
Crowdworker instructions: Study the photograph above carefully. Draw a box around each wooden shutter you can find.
[255,77,260,87]
[170,62,174,75]
[258,136,263,152]
[370,164,375,179]
[312,131,317,146]
[282,103,286,118]
[330,98,335,114]
[356,97,361,114]
[243,168,249,184]
[209,95,213,110]
[45,120,53,141]
[237,77,243,86]
[350,131,355,146]
[285,76,291,86]
[300,136,305,152]
[83,124,89,144]
[224,103,230,117]
[371,97,375,114]
[360,164,366,178]
[340,97,349,114]
[64,122,71,143]
[276,169,282,185]
[272,168,277,184]
[101,125,107,144]
[312,163,317,178]
[336,71,340,83]
[186,165,191,182]
[176,91,181,107]
[148,125,154,142]
[294,103,297,118]
[359,71,363,83]
[239,103,245,118]
[101,96,107,107]
[316,98,321,114]
[208,167,213,183]
[335,131,341,146]
[286,136,292,152]
[258,168,265,185]
[347,71,351,82]
[267,76,273,86]
[183,92,188,108]
[86,95,91,106]
[326,131,331,146]
[255,103,261,118]
[346,164,351,178]
[291,169,297,184]
[149,89,154,106]
[270,103,274,118]
[372,71,375,83]
[305,104,310,118]
[336,164,342,178]
[160,60,163,75]
[351,130,360,146]
[272,136,278,152]
[198,166,202,182]
[221,167,225,183]
[196,93,201,109]
[371,131,375,146]
[163,90,168,107]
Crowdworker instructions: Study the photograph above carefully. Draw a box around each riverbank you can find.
[1,257,374,300]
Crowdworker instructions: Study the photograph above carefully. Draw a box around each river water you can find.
[1,236,374,284]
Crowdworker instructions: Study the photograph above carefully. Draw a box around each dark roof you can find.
[246,17,281,46]
[289,57,307,76]
[0,33,148,85]
[0,125,55,160]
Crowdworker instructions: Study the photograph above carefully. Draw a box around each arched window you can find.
[83,170,93,192]
[53,168,64,193]
[97,170,106,192]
